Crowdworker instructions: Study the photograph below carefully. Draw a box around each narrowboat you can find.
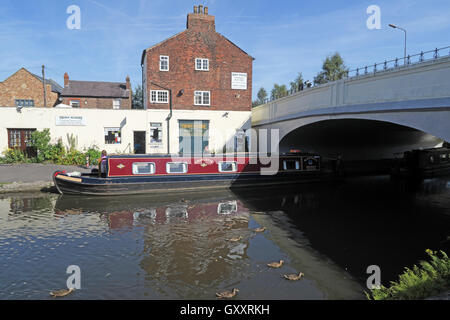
[390,147,450,179]
[53,152,337,196]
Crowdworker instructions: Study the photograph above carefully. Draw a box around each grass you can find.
[366,249,450,300]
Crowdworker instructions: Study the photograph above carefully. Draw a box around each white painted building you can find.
[0,106,251,156]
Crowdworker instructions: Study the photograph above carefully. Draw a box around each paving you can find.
[0,163,92,193]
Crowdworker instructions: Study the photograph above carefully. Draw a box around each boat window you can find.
[167,162,188,174]
[218,161,237,172]
[132,162,155,175]
[283,160,300,170]
[439,154,448,162]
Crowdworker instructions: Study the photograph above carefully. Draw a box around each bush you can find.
[85,147,101,166]
[4,129,102,166]
[31,129,52,162]
[366,250,450,300]
[1,148,31,163]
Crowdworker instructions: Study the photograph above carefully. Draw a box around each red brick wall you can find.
[61,96,131,109]
[144,13,253,112]
[0,68,59,107]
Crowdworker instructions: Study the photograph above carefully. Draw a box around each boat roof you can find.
[106,152,319,159]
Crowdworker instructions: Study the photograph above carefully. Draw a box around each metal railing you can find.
[255,45,450,106]
[346,46,450,78]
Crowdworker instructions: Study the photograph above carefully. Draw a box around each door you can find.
[7,128,36,157]
[133,131,146,154]
[179,120,209,156]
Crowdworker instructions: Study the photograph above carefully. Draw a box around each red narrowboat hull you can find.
[53,154,335,196]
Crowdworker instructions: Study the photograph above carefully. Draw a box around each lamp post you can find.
[389,24,407,66]
[150,82,172,155]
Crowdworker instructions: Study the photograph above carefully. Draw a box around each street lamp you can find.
[389,24,407,66]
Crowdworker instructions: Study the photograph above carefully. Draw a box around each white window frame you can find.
[69,100,80,108]
[166,162,188,174]
[113,99,121,109]
[194,91,210,106]
[159,55,169,71]
[132,162,156,175]
[150,90,169,104]
[104,127,121,145]
[218,161,237,173]
[195,58,209,71]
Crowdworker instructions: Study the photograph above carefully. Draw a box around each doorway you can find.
[7,128,37,157]
[179,120,209,156]
[133,131,146,154]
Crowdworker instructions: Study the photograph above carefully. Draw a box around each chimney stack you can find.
[126,75,131,90]
[64,72,69,87]
[187,5,215,31]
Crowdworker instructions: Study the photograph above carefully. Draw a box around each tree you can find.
[290,72,304,92]
[252,87,269,107]
[270,84,288,100]
[132,84,144,109]
[314,53,349,85]
[257,87,268,104]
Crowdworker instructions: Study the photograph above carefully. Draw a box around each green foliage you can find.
[66,133,78,152]
[270,83,288,100]
[253,87,268,107]
[314,52,349,85]
[85,147,101,165]
[366,250,450,300]
[290,72,304,92]
[31,129,52,162]
[132,84,144,109]
[1,148,31,163]
[3,129,102,166]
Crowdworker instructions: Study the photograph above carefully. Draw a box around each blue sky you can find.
[1,0,449,99]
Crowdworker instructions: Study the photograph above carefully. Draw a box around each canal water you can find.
[0,175,449,300]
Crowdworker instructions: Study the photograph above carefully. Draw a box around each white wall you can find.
[0,107,251,155]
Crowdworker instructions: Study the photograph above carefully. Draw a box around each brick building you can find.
[60,73,132,109]
[141,5,253,155]
[0,68,62,155]
[0,68,62,108]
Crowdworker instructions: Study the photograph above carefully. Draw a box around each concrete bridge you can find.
[252,51,450,160]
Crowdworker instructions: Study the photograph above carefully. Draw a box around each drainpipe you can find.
[42,65,47,107]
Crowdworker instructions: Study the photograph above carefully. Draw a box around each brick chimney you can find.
[64,72,69,87]
[187,5,215,31]
[126,75,131,90]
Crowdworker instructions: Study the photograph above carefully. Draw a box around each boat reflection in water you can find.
[51,187,364,300]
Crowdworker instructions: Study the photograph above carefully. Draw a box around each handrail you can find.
[256,45,450,106]
[346,45,450,78]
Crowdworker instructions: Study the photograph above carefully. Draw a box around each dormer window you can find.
[159,55,169,71]
[195,58,209,71]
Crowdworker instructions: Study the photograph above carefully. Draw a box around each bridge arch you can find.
[278,117,446,161]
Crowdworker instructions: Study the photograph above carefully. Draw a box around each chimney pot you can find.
[199,5,203,13]
[193,5,197,13]
[204,7,208,15]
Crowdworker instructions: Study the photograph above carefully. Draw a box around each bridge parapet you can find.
[252,55,450,126]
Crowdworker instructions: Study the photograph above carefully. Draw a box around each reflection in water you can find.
[0,176,449,299]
